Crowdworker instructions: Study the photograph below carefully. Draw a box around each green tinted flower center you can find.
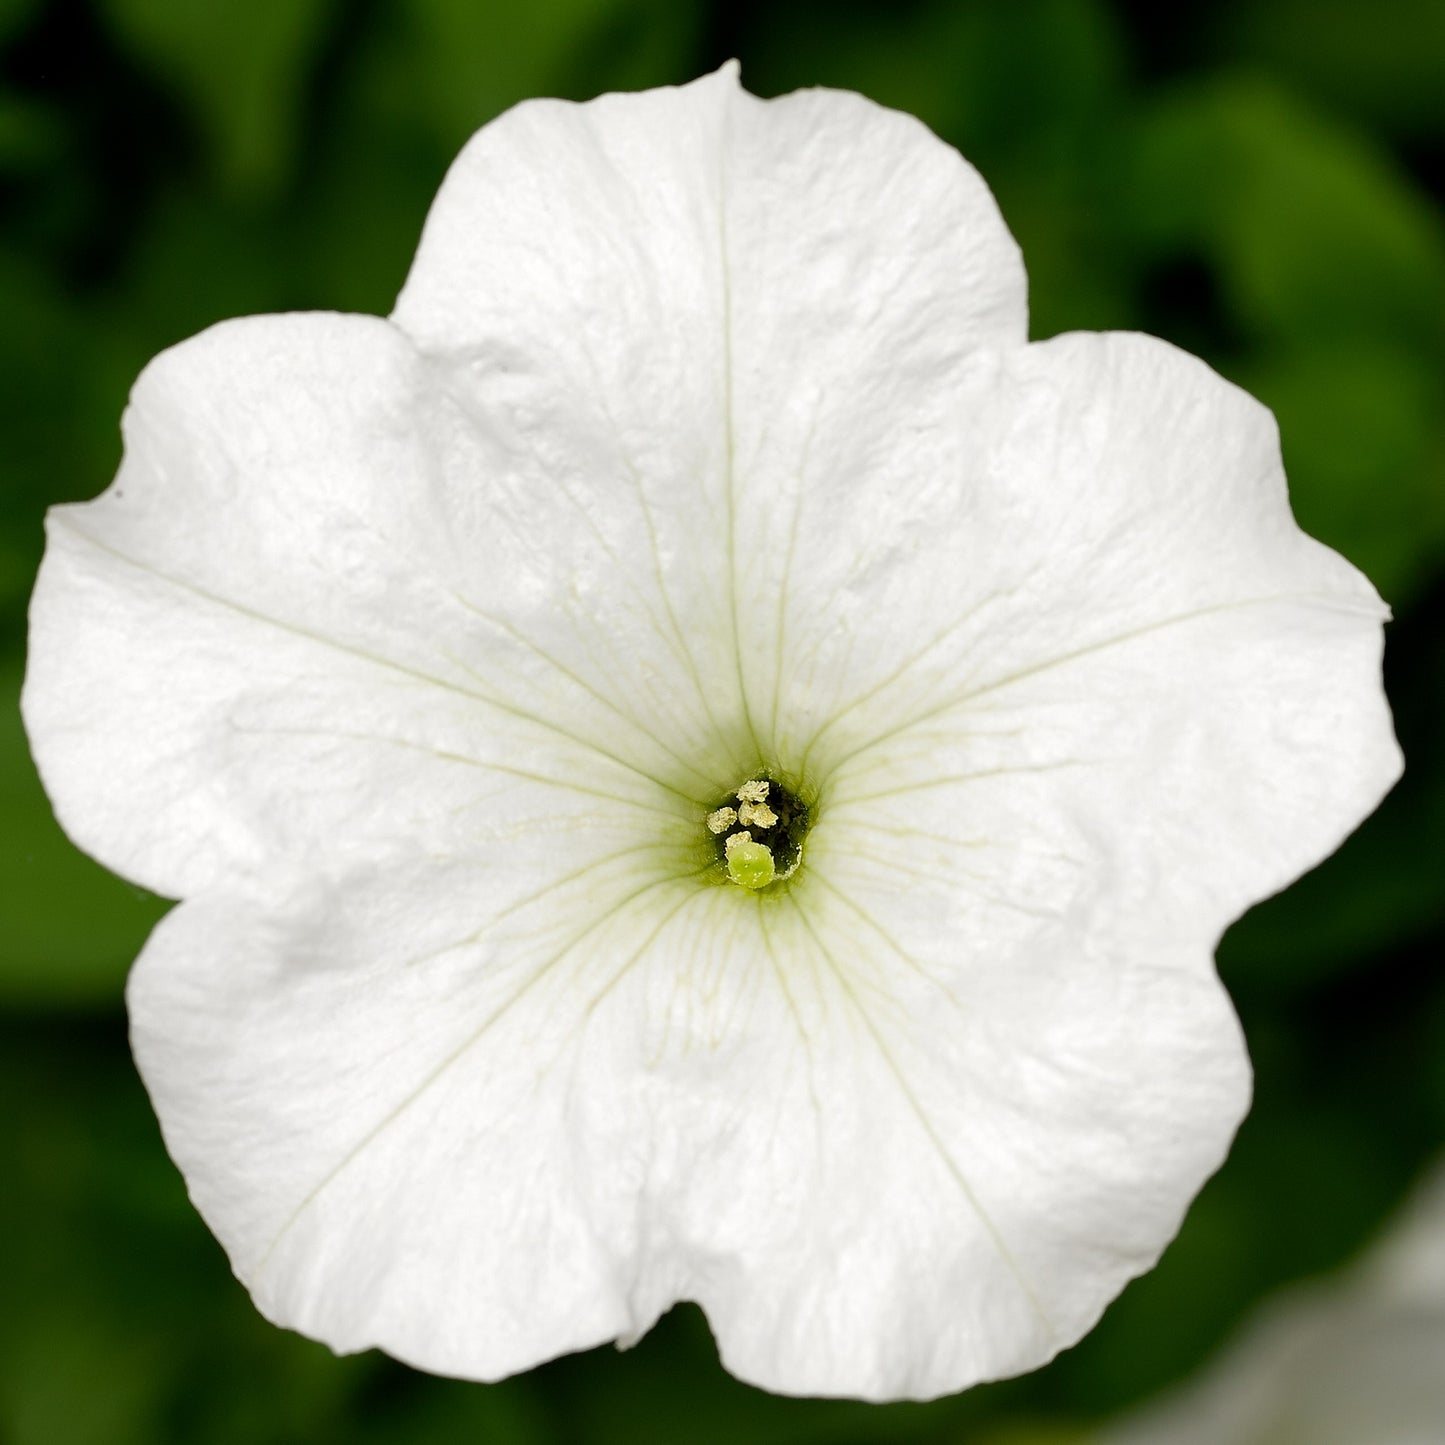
[706,777,811,890]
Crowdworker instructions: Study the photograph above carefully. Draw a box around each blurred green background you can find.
[2,1,1442,1441]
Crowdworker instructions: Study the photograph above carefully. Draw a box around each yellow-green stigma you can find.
[707,776,811,890]
[725,831,776,889]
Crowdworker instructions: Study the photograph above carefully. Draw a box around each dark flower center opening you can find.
[706,776,811,890]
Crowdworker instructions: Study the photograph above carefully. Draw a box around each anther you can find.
[737,800,777,829]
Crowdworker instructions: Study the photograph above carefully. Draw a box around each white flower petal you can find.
[394,64,1024,374]
[699,884,1251,1398]
[786,331,1400,912]
[392,65,1025,761]
[128,836,1243,1401]
[23,310,723,898]
[127,855,716,1380]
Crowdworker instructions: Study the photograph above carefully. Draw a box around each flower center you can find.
[706,777,811,890]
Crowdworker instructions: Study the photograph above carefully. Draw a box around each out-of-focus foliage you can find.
[1128,74,1445,605]
[1094,1160,1445,1444]
[93,0,336,196]
[1,0,1441,1440]
[1217,0,1445,137]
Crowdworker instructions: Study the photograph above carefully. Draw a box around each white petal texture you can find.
[22,65,1401,1401]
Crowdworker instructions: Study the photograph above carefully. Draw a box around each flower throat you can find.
[706,777,810,890]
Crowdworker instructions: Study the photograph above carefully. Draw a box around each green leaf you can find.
[0,532,27,622]
[973,1428,1088,1445]
[1238,339,1445,607]
[0,86,61,173]
[1218,0,1445,138]
[1130,74,1445,350]
[748,0,1125,160]
[92,0,336,197]
[0,0,39,45]
[0,1309,172,1445]
[0,251,120,513]
[1126,75,1445,613]
[0,1020,370,1444]
[363,0,703,155]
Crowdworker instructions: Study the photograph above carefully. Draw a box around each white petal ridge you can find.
[23,67,1401,1403]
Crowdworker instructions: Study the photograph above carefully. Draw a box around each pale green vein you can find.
[817,590,1368,790]
[228,718,697,825]
[564,330,746,776]
[257,866,707,1273]
[807,869,963,1005]
[448,590,723,795]
[396,840,688,972]
[716,115,764,765]
[828,759,1088,811]
[817,843,1068,926]
[434,367,698,690]
[758,893,825,1126]
[788,892,1055,1337]
[768,392,824,765]
[61,521,696,808]
[796,587,1016,785]
[580,870,715,1021]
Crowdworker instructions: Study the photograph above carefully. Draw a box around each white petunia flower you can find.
[23,65,1401,1401]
